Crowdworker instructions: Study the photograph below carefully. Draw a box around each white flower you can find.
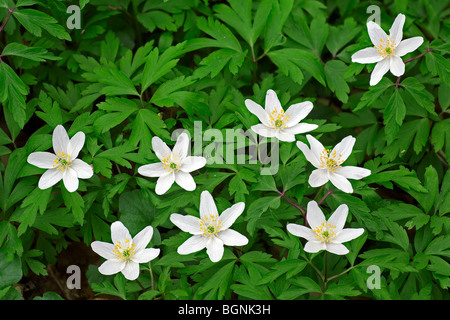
[138,132,206,195]
[245,89,318,142]
[287,201,364,255]
[296,134,371,193]
[91,221,160,281]
[351,13,423,86]
[27,125,93,192]
[170,190,248,263]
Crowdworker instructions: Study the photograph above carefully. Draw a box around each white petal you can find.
[287,223,316,241]
[282,123,318,135]
[306,201,326,230]
[325,243,349,255]
[337,166,371,180]
[121,261,140,280]
[27,152,57,169]
[333,228,365,244]
[370,59,390,86]
[304,240,326,253]
[200,190,218,220]
[172,132,189,161]
[389,13,405,46]
[98,260,125,275]
[206,237,224,263]
[175,171,196,191]
[327,204,348,233]
[330,135,355,164]
[328,172,353,193]
[277,131,296,142]
[264,89,283,114]
[67,131,85,159]
[285,101,313,126]
[91,241,115,260]
[218,229,248,246]
[62,168,79,192]
[219,202,245,230]
[180,156,206,173]
[111,221,132,245]
[152,136,172,162]
[38,168,63,190]
[178,235,207,255]
[245,99,270,126]
[390,55,405,77]
[170,213,202,235]
[306,134,326,162]
[351,47,383,64]
[71,159,93,179]
[52,125,69,154]
[308,169,329,187]
[296,140,321,168]
[396,37,424,57]
[367,21,388,47]
[138,162,166,177]
[251,124,278,138]
[132,226,153,252]
[155,173,175,195]
[133,248,160,263]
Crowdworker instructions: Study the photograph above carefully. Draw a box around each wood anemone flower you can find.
[287,201,365,255]
[245,89,318,142]
[138,132,206,195]
[296,134,371,193]
[27,125,93,192]
[91,221,160,281]
[351,13,423,86]
[170,190,248,263]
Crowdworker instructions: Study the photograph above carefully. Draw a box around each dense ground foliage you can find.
[0,0,449,300]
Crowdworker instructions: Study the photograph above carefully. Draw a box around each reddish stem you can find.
[277,190,307,226]
[0,7,15,34]
[395,48,432,88]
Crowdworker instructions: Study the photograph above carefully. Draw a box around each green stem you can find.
[313,185,325,201]
[323,251,328,292]
[149,263,154,291]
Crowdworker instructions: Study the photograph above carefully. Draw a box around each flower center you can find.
[319,148,343,172]
[199,214,222,238]
[312,221,337,243]
[375,37,397,59]
[268,109,289,130]
[162,154,181,173]
[112,239,136,262]
[53,151,72,171]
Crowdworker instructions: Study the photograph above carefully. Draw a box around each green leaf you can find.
[324,60,350,103]
[141,43,185,92]
[196,16,242,52]
[400,77,436,115]
[0,252,22,288]
[13,8,71,40]
[0,62,28,128]
[426,51,450,86]
[383,90,406,144]
[197,261,235,299]
[2,43,60,62]
[268,48,326,86]
[61,188,85,225]
[137,11,176,32]
[326,18,361,56]
[94,97,139,134]
[118,190,158,236]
